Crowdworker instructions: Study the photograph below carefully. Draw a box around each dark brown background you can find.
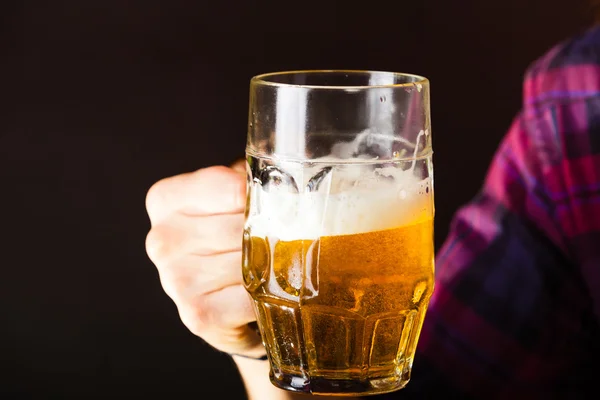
[0,0,591,398]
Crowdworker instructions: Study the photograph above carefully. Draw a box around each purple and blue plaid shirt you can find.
[391,26,600,398]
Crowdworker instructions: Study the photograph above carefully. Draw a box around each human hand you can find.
[145,162,265,358]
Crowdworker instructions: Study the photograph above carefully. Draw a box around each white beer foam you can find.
[248,164,433,241]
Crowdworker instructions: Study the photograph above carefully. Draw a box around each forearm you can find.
[233,356,351,400]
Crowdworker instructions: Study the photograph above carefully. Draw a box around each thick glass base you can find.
[270,370,410,397]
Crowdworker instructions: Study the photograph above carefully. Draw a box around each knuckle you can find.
[178,307,205,338]
[145,226,170,264]
[181,297,215,337]
[145,178,170,221]
[158,268,189,301]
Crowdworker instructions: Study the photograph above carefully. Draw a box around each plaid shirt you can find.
[387,26,600,399]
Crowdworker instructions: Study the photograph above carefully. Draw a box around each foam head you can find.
[247,161,433,241]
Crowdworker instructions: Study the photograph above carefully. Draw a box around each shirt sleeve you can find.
[395,108,599,398]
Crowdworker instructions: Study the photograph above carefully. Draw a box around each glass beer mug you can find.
[242,70,434,396]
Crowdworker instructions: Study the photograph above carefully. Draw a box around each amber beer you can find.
[242,156,434,396]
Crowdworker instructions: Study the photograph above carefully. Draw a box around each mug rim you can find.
[250,69,429,90]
